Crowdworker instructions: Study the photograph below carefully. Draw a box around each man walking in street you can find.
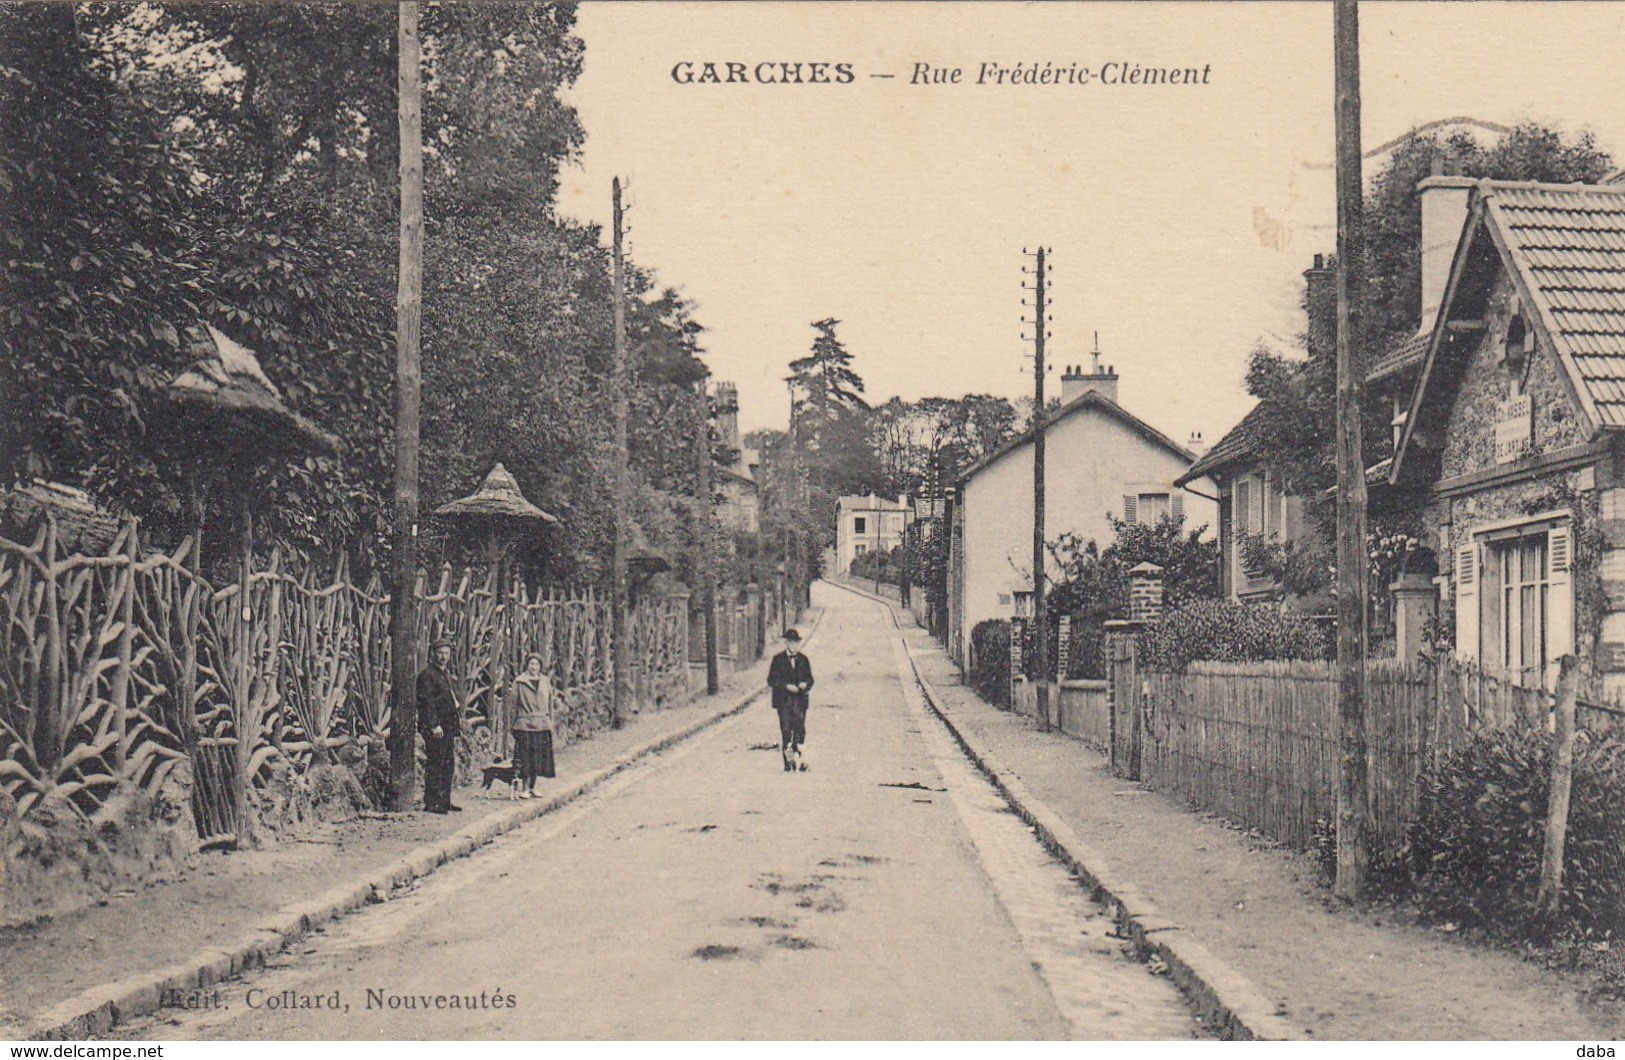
[417,638,462,813]
[767,628,814,772]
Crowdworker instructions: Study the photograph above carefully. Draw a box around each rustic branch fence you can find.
[1111,646,1624,859]
[0,517,690,844]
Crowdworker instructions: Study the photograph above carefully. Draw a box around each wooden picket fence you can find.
[1117,651,1624,859]
[0,517,690,844]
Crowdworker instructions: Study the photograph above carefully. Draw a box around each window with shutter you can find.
[1548,525,1573,665]
[1234,479,1252,534]
[1171,493,1184,524]
[1454,543,1479,662]
[1138,493,1170,524]
[1122,495,1138,524]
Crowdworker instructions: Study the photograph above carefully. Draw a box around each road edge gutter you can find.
[24,609,825,1042]
[827,578,1299,1042]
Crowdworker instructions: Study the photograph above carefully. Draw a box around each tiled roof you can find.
[1366,331,1429,384]
[1175,403,1267,485]
[958,388,1194,484]
[1483,181,1625,427]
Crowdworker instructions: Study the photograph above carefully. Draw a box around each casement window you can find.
[1123,491,1183,525]
[854,543,867,556]
[1453,515,1572,685]
[1231,471,1286,589]
[854,516,867,534]
[1232,472,1285,538]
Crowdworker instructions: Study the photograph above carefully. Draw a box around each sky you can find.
[555,1,1625,449]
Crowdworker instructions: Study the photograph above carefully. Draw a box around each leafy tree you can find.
[1364,123,1613,356]
[0,5,395,561]
[789,316,866,422]
[869,394,1018,498]
[785,318,881,542]
[2,0,718,598]
[1034,513,1220,678]
[1243,122,1613,533]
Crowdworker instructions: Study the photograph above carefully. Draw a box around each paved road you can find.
[127,583,1196,1040]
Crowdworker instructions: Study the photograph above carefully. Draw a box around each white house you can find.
[834,493,910,575]
[948,354,1217,666]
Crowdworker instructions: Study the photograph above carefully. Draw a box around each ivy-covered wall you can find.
[1423,267,1604,655]
[1437,271,1586,482]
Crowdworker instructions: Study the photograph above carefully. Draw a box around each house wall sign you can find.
[1494,395,1533,464]
[1598,641,1625,673]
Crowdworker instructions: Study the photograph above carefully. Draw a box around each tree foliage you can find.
[2,3,716,589]
[869,393,1018,498]
[1364,123,1614,356]
[1242,122,1614,534]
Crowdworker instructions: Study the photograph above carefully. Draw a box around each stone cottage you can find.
[1387,176,1625,691]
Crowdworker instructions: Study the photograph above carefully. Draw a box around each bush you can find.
[1399,724,1625,941]
[1018,614,1109,681]
[968,619,1011,707]
[1142,599,1330,670]
[849,547,899,586]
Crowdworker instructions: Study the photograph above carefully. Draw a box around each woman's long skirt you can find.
[514,729,556,783]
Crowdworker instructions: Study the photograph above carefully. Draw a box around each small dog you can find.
[480,760,521,799]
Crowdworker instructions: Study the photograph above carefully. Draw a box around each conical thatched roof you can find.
[167,325,339,457]
[435,463,558,523]
[626,518,670,575]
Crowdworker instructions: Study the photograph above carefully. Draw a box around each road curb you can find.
[23,609,822,1042]
[829,578,1299,1042]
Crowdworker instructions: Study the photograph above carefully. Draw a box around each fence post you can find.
[1104,619,1141,776]
[1537,654,1580,918]
[1009,617,1024,711]
[110,519,139,779]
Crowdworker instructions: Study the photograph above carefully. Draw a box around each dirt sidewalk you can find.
[885,599,1619,1040]
[0,653,783,1038]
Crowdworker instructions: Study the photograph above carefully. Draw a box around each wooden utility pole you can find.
[695,381,719,694]
[1537,655,1580,916]
[785,377,801,619]
[1332,0,1371,899]
[1028,246,1051,733]
[611,177,630,728]
[387,1,423,812]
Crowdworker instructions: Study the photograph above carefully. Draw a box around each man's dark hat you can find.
[430,638,454,651]
[784,628,801,643]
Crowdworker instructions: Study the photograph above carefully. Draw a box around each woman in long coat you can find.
[508,653,555,798]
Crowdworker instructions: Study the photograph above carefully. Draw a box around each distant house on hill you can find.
[834,493,910,575]
[948,351,1216,667]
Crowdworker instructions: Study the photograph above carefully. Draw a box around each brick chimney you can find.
[1418,158,1476,332]
[715,381,741,455]
[1062,334,1119,404]
[1187,431,1207,458]
[1304,253,1336,366]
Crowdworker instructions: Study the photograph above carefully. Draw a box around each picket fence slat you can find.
[1117,647,1612,859]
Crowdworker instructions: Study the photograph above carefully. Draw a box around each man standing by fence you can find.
[767,628,814,772]
[418,639,461,813]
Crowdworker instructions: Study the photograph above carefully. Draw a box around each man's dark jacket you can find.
[416,663,460,737]
[767,650,814,712]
